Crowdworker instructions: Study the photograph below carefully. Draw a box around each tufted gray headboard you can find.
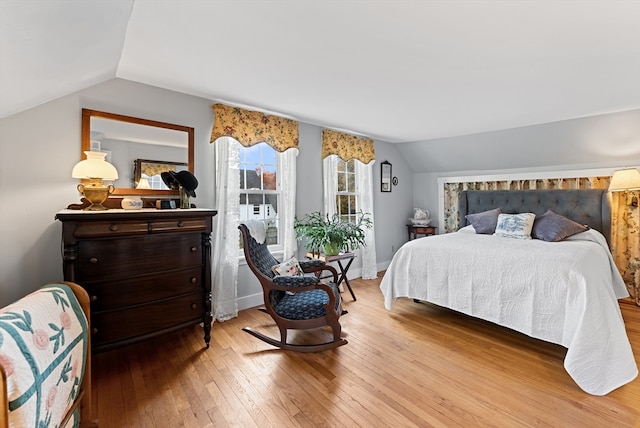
[458,189,610,243]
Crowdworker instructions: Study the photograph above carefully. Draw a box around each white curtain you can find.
[355,160,377,279]
[278,148,299,259]
[211,137,240,321]
[322,155,339,218]
[322,155,378,279]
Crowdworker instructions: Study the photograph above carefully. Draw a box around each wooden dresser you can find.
[55,208,217,353]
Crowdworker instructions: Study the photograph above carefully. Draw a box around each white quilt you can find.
[380,227,638,395]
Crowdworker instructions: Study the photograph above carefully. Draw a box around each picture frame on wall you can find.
[381,161,392,192]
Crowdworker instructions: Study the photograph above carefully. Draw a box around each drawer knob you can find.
[89,257,98,264]
[190,246,198,253]
[91,328,98,335]
[178,221,185,227]
[109,224,118,231]
[90,295,98,302]
[191,303,198,310]
[190,277,197,284]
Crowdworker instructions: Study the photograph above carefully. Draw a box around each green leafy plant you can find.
[294,211,373,255]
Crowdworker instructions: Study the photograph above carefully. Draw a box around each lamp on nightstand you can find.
[609,167,640,206]
[72,151,119,210]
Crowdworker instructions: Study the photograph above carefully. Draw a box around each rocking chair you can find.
[239,223,348,352]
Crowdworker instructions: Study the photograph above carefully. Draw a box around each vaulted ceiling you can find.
[1,1,638,143]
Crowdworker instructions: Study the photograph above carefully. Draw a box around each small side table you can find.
[306,252,357,301]
[407,224,437,240]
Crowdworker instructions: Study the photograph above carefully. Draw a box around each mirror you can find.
[81,109,194,196]
[134,159,189,190]
[381,160,392,192]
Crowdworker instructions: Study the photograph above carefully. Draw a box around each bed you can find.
[380,189,638,395]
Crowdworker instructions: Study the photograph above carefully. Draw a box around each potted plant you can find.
[294,211,373,256]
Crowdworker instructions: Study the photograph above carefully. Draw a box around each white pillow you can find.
[494,213,536,239]
[272,256,304,276]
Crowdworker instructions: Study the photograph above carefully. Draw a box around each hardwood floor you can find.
[92,275,640,427]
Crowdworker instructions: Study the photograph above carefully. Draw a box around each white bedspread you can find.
[380,227,638,395]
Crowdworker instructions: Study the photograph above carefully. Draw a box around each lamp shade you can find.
[136,177,151,189]
[72,151,118,181]
[608,168,640,192]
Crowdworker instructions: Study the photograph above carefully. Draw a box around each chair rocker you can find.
[239,223,348,352]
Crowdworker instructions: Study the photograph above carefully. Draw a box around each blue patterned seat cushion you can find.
[273,283,341,320]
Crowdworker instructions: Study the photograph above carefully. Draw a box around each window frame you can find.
[238,143,284,255]
[335,158,360,224]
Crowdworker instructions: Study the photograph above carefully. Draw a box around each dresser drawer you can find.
[150,217,209,233]
[73,220,149,238]
[77,233,202,281]
[84,268,203,311]
[91,292,204,347]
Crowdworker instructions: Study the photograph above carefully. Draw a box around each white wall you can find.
[2,78,635,309]
[405,110,640,224]
[0,79,211,307]
[0,78,412,308]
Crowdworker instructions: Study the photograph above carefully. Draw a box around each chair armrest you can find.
[301,264,339,284]
[299,258,325,270]
[272,275,319,288]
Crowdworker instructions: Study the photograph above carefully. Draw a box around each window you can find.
[239,143,280,245]
[336,158,358,223]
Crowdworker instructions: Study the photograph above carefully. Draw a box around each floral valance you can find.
[141,162,176,177]
[210,103,299,152]
[321,129,375,165]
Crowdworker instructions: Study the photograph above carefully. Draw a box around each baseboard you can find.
[237,292,264,312]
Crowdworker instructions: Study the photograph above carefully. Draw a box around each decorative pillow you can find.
[532,209,589,242]
[494,213,536,239]
[272,256,304,276]
[465,208,502,234]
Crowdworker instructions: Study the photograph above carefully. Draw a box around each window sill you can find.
[238,246,284,266]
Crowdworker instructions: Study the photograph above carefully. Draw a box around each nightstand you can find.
[407,224,437,240]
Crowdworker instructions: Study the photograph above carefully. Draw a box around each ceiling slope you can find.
[2,1,639,143]
[0,0,133,118]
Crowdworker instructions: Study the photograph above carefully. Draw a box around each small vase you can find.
[323,242,340,256]
[121,196,143,210]
[179,186,190,209]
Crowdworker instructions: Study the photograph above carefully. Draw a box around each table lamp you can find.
[609,167,640,207]
[72,151,119,210]
[136,177,151,189]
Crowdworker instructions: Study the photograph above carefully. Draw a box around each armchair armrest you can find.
[299,258,326,270]
[301,263,339,284]
[272,275,319,288]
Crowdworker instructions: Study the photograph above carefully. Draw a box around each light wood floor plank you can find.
[93,274,640,427]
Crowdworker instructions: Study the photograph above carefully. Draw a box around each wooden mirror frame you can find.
[81,109,194,196]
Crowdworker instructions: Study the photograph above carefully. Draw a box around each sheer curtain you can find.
[209,103,301,317]
[279,148,299,259]
[322,155,378,279]
[322,155,338,218]
[355,160,377,279]
[211,136,240,321]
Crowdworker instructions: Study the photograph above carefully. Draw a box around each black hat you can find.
[161,171,180,190]
[172,170,198,198]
